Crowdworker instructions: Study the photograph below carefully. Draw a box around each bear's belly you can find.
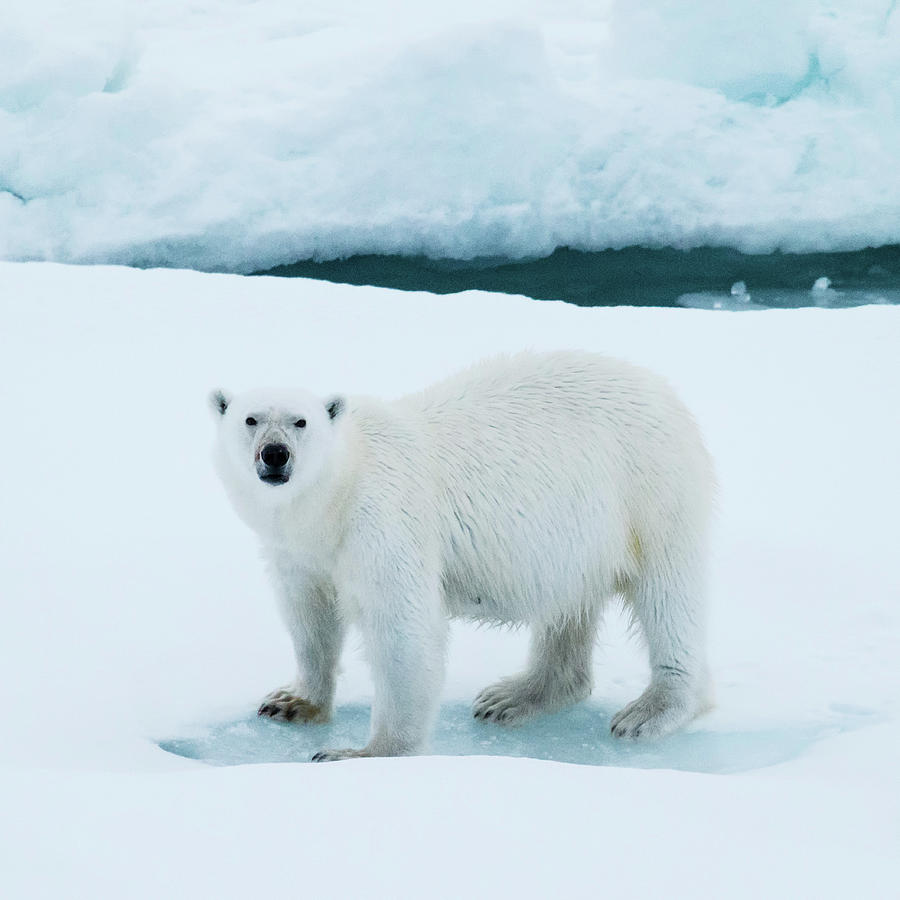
[440,568,529,624]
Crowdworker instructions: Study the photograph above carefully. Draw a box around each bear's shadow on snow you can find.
[158,702,854,773]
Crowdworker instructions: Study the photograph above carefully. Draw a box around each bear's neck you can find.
[267,423,360,563]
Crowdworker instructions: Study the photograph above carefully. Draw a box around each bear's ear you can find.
[325,395,345,421]
[209,389,232,417]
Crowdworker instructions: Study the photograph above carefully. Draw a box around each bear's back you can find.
[401,350,699,466]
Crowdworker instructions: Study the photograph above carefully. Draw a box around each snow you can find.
[1,261,898,898]
[3,1,900,272]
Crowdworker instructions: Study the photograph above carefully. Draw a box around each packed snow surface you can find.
[1,262,898,898]
[3,1,900,272]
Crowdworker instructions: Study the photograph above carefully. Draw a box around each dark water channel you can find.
[256,245,900,310]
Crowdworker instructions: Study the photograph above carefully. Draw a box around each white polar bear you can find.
[209,351,714,761]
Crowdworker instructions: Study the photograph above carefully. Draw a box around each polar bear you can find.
[209,351,714,761]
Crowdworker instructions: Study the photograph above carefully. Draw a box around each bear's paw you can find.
[257,688,327,723]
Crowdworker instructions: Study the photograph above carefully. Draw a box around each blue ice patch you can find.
[158,701,867,773]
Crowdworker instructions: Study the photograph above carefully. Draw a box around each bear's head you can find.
[208,387,345,511]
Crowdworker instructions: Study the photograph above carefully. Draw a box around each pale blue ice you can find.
[159,702,865,773]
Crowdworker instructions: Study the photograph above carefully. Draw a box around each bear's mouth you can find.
[259,472,290,485]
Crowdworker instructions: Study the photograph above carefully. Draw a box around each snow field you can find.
[0,262,898,898]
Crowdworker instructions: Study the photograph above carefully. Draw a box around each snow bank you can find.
[3,2,900,272]
[1,262,898,897]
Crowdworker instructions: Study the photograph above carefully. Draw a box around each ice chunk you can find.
[678,291,764,311]
[810,275,840,307]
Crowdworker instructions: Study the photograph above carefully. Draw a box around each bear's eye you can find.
[294,418,307,429]
[245,417,257,427]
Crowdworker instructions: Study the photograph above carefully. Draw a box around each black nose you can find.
[261,443,290,469]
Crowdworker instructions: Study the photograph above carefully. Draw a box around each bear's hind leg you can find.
[474,607,598,725]
[611,551,711,739]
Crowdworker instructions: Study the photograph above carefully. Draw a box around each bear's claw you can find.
[311,748,367,762]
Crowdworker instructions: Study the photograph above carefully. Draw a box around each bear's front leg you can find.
[259,562,344,725]
[312,564,447,762]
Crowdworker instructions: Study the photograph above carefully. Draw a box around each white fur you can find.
[210,351,715,761]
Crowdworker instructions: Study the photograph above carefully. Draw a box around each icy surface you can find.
[160,702,868,774]
[1,262,899,898]
[3,1,900,271]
